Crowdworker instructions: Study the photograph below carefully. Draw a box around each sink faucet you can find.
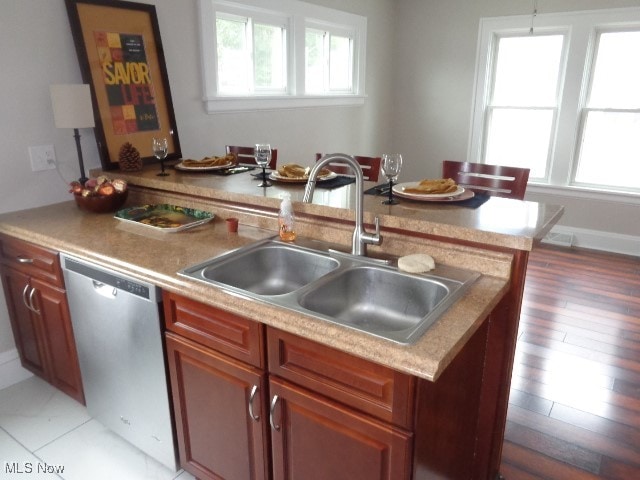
[303,153,382,256]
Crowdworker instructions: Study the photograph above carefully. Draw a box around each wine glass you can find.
[254,143,272,187]
[152,137,169,176]
[381,153,403,205]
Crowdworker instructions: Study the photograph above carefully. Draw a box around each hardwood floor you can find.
[500,244,640,479]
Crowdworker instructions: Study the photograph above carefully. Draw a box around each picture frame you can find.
[64,0,181,171]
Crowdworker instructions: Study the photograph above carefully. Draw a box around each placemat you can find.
[316,176,355,189]
[210,166,256,175]
[251,173,355,189]
[365,184,491,209]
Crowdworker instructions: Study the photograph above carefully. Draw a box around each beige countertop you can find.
[106,165,564,252]
[0,200,510,382]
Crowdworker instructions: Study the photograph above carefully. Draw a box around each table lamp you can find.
[50,84,95,184]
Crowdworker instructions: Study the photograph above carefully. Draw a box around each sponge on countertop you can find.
[398,253,435,273]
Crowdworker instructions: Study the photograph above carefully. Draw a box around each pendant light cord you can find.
[530,0,539,34]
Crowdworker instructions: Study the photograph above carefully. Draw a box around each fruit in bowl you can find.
[70,176,129,213]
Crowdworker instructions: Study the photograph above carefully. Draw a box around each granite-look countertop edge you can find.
[0,201,509,382]
[108,168,564,252]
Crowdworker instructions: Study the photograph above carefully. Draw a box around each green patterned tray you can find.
[115,204,215,232]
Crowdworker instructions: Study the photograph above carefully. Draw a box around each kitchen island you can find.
[0,165,563,479]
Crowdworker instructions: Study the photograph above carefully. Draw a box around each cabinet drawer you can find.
[163,291,265,368]
[0,234,62,286]
[267,328,415,429]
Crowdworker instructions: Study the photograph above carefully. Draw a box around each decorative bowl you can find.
[74,190,128,213]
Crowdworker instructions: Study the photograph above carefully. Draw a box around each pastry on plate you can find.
[403,178,458,194]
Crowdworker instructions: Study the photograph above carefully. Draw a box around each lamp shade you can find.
[50,84,95,129]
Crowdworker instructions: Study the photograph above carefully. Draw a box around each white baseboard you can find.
[0,349,33,390]
[542,225,640,257]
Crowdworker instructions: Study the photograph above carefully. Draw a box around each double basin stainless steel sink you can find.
[179,238,479,344]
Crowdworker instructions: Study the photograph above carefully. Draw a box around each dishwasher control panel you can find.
[61,255,155,301]
[115,278,150,298]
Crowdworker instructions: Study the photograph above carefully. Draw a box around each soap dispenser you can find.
[278,192,296,241]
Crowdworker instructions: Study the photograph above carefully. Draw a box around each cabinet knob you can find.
[248,385,260,421]
[17,256,34,264]
[269,395,281,431]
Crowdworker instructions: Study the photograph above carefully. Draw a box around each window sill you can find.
[203,94,366,113]
[527,183,640,205]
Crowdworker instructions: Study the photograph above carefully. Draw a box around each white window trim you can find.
[198,0,367,113]
[469,7,640,200]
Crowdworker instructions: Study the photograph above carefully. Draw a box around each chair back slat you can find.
[226,145,278,169]
[442,161,530,200]
[315,153,381,182]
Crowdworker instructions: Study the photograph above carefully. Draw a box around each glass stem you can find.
[388,179,393,203]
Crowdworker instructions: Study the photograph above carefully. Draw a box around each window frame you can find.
[469,7,640,199]
[198,0,367,113]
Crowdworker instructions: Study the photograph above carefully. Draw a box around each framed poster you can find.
[65,0,181,170]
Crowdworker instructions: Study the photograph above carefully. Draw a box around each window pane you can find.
[329,35,351,91]
[485,108,553,178]
[575,111,640,188]
[254,23,285,91]
[305,29,324,93]
[216,17,249,94]
[589,31,640,109]
[492,35,564,106]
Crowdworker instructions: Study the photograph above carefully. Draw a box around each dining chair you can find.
[315,153,381,182]
[442,160,530,200]
[225,145,278,169]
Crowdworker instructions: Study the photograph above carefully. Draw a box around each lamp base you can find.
[73,128,88,185]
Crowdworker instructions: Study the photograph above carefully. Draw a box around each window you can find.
[198,0,366,112]
[485,34,565,179]
[215,13,287,95]
[575,30,640,190]
[305,27,353,94]
[470,8,640,196]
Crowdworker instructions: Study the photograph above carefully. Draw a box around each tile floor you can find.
[0,376,195,480]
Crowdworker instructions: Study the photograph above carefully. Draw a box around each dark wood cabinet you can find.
[166,332,269,480]
[163,289,507,480]
[0,234,84,404]
[269,376,412,480]
[1,266,47,377]
[163,291,414,480]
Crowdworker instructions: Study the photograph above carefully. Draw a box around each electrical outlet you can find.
[29,145,57,171]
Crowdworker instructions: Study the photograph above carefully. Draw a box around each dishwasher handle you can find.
[92,280,118,299]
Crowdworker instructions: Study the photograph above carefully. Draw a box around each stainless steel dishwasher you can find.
[61,254,177,472]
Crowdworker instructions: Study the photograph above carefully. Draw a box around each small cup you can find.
[225,217,239,233]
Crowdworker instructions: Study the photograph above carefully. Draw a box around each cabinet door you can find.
[30,277,84,404]
[166,332,269,480]
[0,265,47,377]
[269,377,413,480]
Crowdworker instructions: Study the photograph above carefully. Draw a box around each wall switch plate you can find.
[29,145,57,171]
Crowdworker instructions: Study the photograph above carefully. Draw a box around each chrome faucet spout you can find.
[303,153,382,256]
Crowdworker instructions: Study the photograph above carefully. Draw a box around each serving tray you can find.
[115,204,215,232]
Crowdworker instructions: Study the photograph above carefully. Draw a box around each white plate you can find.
[393,183,465,199]
[269,171,337,183]
[175,160,234,171]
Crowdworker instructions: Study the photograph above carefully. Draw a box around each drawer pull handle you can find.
[248,385,260,421]
[27,287,40,315]
[21,284,31,310]
[17,256,34,264]
[269,395,281,431]
[21,285,39,314]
